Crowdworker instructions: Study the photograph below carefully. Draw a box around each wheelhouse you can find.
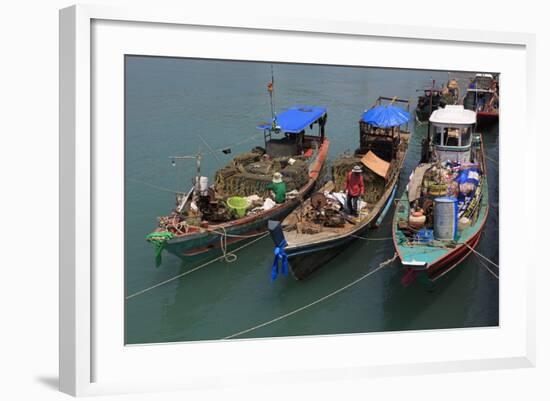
[257,106,327,157]
[428,105,476,163]
[463,88,498,113]
[358,96,410,162]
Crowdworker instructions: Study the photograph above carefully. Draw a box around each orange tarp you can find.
[361,151,390,179]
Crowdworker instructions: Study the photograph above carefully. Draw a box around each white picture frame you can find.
[59,4,536,397]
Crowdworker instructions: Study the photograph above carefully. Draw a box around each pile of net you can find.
[331,154,386,205]
[214,148,310,198]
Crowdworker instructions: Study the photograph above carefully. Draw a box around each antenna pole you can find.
[269,64,276,127]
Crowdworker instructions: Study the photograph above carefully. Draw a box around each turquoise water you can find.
[124,56,498,344]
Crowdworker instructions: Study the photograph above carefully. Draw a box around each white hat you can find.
[352,165,362,173]
[272,172,283,183]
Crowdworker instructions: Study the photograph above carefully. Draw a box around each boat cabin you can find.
[257,106,327,158]
[471,73,496,91]
[428,105,476,163]
[358,97,410,162]
[463,88,498,113]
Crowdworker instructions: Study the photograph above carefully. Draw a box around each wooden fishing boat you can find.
[268,97,411,280]
[463,73,499,125]
[147,105,330,266]
[415,80,444,123]
[392,105,489,287]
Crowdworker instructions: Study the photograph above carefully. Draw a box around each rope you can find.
[219,226,237,263]
[473,252,499,279]
[126,177,183,194]
[350,235,393,241]
[464,242,499,269]
[184,224,269,239]
[222,253,398,340]
[126,232,270,300]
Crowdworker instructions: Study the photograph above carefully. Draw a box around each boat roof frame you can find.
[256,105,327,134]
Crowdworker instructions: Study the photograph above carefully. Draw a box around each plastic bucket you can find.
[226,196,250,218]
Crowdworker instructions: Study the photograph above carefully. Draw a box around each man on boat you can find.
[345,165,364,216]
[267,172,286,204]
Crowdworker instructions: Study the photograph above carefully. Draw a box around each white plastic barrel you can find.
[433,197,457,240]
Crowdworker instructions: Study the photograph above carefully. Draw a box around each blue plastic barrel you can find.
[433,197,458,240]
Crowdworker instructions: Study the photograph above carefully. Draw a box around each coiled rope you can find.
[126,232,269,300]
[222,253,398,340]
[218,226,237,263]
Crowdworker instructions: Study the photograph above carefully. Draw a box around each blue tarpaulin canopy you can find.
[257,106,327,133]
[361,105,410,128]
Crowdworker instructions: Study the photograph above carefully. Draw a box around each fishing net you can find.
[214,151,310,198]
[331,154,386,205]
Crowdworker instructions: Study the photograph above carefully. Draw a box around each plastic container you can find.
[226,196,250,218]
[199,176,209,193]
[458,216,471,231]
[416,229,434,243]
[434,197,458,240]
[409,213,426,229]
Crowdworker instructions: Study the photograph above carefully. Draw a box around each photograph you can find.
[124,56,499,344]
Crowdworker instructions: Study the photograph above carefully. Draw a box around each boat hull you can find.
[476,111,499,125]
[164,200,298,258]
[283,184,397,280]
[284,224,368,280]
[392,137,489,285]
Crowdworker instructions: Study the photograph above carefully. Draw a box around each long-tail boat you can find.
[268,97,411,280]
[463,73,499,125]
[146,105,330,266]
[392,105,489,287]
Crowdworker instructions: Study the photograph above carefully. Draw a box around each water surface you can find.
[124,57,499,344]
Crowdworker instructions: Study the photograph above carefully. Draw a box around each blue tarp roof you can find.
[257,106,327,133]
[361,105,410,128]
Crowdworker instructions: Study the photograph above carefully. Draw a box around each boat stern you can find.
[267,220,290,280]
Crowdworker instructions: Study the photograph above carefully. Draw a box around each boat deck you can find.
[284,214,369,246]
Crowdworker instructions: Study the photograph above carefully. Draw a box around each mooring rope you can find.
[350,235,393,241]
[126,232,270,300]
[464,242,499,269]
[473,252,499,279]
[126,177,183,194]
[484,154,498,164]
[222,253,398,340]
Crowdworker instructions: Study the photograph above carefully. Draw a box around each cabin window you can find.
[443,128,460,147]
[432,125,471,147]
[432,126,443,146]
[460,127,472,147]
